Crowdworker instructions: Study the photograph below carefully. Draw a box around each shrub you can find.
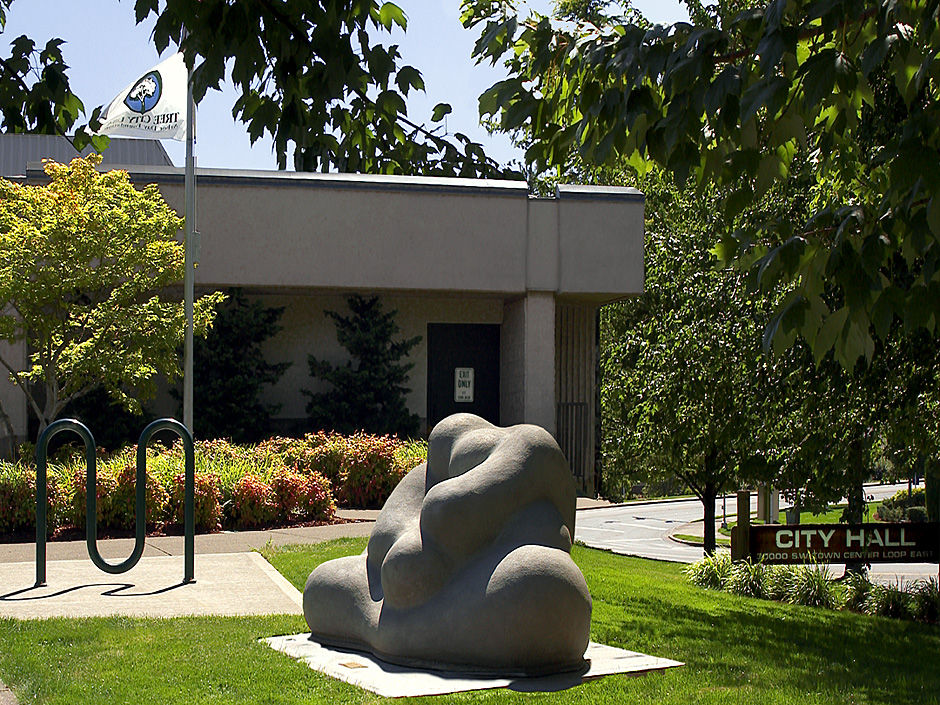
[841,571,874,612]
[68,466,119,528]
[876,487,926,522]
[764,564,797,602]
[726,560,767,599]
[256,433,330,476]
[865,582,912,620]
[231,474,277,529]
[336,433,409,509]
[907,506,928,523]
[685,551,732,590]
[910,579,940,624]
[786,562,838,609]
[0,463,35,533]
[303,294,422,439]
[395,438,429,472]
[308,436,347,485]
[108,464,170,529]
[173,289,290,444]
[270,469,335,522]
[297,473,335,521]
[168,471,223,532]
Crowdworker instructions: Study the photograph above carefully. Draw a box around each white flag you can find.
[96,52,188,142]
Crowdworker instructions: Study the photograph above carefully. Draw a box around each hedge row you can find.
[876,487,928,523]
[0,431,426,535]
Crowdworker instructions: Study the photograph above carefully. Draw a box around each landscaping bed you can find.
[0,432,426,538]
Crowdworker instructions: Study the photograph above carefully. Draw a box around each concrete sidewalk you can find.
[0,501,606,618]
[0,510,378,619]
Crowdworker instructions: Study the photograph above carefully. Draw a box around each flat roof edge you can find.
[555,183,645,202]
[25,162,531,197]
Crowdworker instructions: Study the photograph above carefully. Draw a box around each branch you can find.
[708,8,878,65]
[250,0,460,152]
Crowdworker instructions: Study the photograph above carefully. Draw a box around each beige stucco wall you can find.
[253,293,504,426]
[498,293,555,433]
[79,167,645,302]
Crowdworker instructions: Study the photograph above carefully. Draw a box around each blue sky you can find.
[4,0,689,170]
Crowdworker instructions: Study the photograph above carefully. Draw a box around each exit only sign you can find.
[454,368,474,402]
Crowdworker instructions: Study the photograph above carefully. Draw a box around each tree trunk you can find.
[925,455,939,523]
[843,440,866,575]
[702,481,719,556]
[0,401,17,461]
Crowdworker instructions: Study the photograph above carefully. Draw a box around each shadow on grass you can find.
[584,550,940,703]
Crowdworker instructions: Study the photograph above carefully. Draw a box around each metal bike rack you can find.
[35,418,195,587]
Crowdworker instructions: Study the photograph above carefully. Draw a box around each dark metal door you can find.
[426,323,500,433]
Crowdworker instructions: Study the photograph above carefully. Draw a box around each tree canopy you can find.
[0,155,223,435]
[601,166,778,552]
[0,0,94,149]
[0,0,521,177]
[462,0,940,367]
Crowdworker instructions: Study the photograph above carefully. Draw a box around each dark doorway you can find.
[427,323,500,433]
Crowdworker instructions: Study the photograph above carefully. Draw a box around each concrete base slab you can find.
[0,552,302,619]
[265,635,683,698]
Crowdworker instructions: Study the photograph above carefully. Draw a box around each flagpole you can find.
[183,43,195,434]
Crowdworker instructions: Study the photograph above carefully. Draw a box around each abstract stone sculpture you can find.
[303,413,592,676]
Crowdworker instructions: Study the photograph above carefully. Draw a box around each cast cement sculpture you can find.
[303,413,592,676]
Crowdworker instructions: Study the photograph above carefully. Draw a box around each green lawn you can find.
[717,504,877,539]
[1,538,938,704]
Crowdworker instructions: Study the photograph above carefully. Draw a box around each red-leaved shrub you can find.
[231,473,277,529]
[108,464,170,529]
[269,469,335,522]
[169,471,222,531]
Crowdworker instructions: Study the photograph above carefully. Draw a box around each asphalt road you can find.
[574,483,939,584]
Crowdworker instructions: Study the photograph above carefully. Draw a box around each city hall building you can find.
[0,135,644,495]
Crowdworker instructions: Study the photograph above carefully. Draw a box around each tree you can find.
[304,294,421,439]
[0,155,223,436]
[1,0,522,176]
[134,0,521,176]
[601,167,780,554]
[0,0,104,152]
[173,288,291,443]
[462,0,940,367]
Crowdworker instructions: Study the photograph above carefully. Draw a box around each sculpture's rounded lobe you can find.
[303,413,592,676]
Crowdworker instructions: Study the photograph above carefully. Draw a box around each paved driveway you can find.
[574,483,938,584]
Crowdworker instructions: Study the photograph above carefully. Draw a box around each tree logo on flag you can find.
[123,70,163,114]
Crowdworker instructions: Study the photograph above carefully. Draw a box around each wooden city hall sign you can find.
[734,523,940,564]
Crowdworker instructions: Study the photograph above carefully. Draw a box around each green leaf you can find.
[799,47,837,110]
[740,75,788,124]
[929,197,940,240]
[378,3,407,30]
[724,185,753,221]
[814,307,848,364]
[431,103,452,123]
[395,65,424,95]
[755,153,786,197]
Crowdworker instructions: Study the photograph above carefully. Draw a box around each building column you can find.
[500,292,556,434]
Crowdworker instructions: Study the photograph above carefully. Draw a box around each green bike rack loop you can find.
[35,418,196,587]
